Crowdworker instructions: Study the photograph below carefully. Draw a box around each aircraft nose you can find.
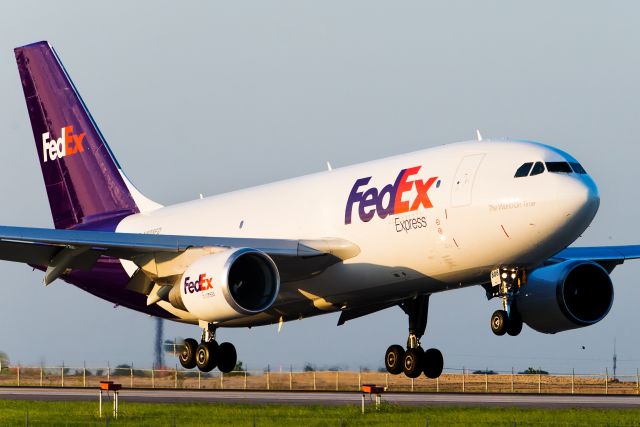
[557,175,600,230]
[575,176,599,216]
[583,179,600,217]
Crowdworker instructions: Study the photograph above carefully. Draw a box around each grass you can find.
[1,400,640,426]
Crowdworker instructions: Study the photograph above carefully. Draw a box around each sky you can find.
[1,1,640,375]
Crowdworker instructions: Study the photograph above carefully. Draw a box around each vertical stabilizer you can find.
[14,41,160,229]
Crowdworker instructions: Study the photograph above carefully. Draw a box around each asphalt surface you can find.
[0,388,639,408]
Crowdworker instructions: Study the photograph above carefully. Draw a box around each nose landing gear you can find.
[489,267,525,336]
[178,323,238,373]
[384,295,444,379]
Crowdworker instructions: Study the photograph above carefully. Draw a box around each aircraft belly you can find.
[218,263,476,328]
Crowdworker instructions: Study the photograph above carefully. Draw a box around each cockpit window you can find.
[515,160,585,178]
[569,162,587,174]
[545,162,573,173]
[514,162,533,178]
[530,161,545,176]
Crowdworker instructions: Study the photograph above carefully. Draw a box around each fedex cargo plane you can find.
[4,41,638,378]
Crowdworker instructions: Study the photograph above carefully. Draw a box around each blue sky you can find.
[1,1,640,375]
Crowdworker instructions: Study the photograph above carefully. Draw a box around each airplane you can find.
[4,40,638,379]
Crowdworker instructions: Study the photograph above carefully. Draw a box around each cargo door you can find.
[451,154,485,207]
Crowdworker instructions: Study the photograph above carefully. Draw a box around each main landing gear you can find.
[178,323,237,373]
[384,295,444,379]
[489,267,524,337]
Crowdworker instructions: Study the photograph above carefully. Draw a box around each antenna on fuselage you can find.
[476,129,483,141]
[326,161,333,171]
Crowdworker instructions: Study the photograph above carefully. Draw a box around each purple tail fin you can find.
[15,41,153,230]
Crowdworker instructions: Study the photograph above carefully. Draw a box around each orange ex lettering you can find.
[42,125,86,162]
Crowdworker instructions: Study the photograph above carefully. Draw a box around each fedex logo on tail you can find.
[41,126,85,163]
[345,166,438,224]
[184,273,214,294]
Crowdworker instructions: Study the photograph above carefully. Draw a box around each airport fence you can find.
[0,363,638,395]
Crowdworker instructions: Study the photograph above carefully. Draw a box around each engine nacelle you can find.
[515,260,613,334]
[175,248,280,323]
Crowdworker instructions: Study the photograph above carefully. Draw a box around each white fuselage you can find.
[117,140,599,326]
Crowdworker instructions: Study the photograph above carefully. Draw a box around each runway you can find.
[0,388,639,408]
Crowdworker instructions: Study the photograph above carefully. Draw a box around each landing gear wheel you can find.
[178,338,198,369]
[423,348,444,379]
[491,310,508,336]
[385,345,405,375]
[195,341,218,372]
[403,347,424,378]
[507,313,523,336]
[217,342,237,373]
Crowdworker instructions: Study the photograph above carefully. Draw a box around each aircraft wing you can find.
[0,225,360,284]
[552,245,640,272]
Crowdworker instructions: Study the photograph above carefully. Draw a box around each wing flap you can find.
[0,240,58,265]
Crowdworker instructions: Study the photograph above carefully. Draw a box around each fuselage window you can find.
[530,161,545,176]
[514,162,533,178]
[545,162,573,173]
[569,162,587,174]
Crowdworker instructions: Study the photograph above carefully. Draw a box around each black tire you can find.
[403,347,424,378]
[178,338,198,369]
[423,348,444,379]
[385,345,405,375]
[491,310,508,336]
[217,342,237,373]
[195,341,218,372]
[507,312,523,336]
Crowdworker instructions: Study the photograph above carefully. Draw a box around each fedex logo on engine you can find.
[345,166,438,224]
[183,273,214,294]
[41,126,86,163]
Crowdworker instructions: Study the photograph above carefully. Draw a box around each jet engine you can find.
[515,260,613,334]
[168,248,280,323]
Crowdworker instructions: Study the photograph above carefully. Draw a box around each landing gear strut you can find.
[178,323,238,373]
[384,295,444,379]
[489,267,525,337]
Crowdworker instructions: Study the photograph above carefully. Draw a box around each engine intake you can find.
[228,251,279,312]
[176,248,280,323]
[515,260,613,334]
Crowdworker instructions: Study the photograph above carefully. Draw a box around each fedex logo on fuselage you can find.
[41,126,85,163]
[183,273,214,294]
[345,166,438,224]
